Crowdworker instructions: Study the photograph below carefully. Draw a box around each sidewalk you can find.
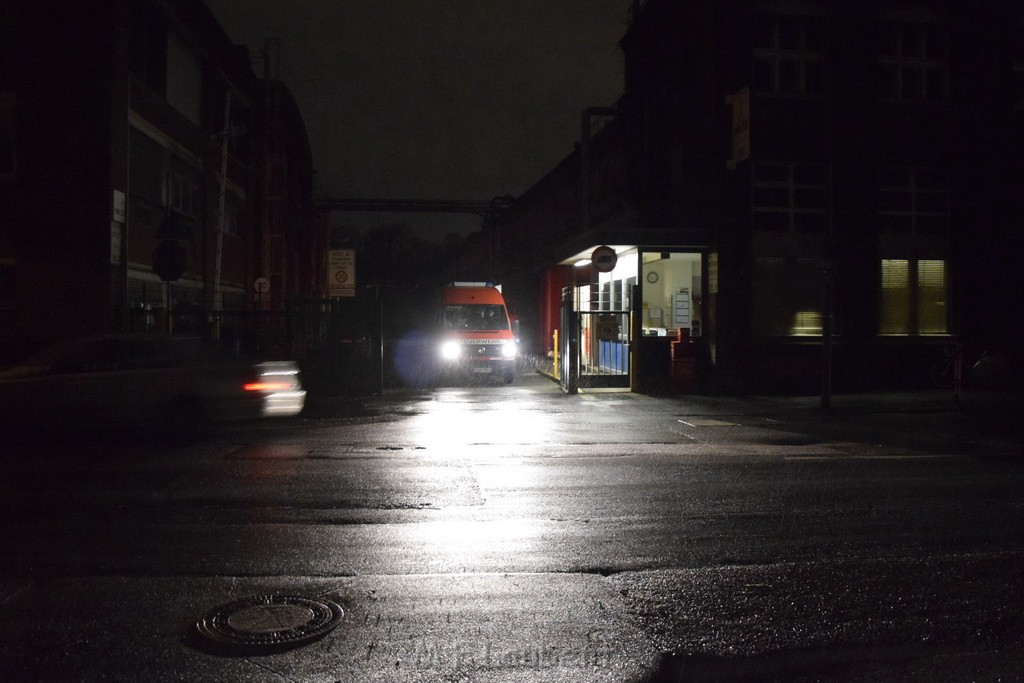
[531,359,1024,454]
[536,357,1021,410]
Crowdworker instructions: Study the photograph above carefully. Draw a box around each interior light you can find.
[574,259,591,268]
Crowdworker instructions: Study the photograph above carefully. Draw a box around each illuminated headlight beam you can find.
[440,340,461,360]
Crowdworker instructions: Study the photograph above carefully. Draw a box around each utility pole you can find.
[212,90,230,313]
[821,261,834,410]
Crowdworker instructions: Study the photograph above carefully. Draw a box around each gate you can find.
[559,287,579,394]
[559,285,634,393]
[579,309,631,389]
[212,297,384,395]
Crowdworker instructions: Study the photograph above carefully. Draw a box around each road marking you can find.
[851,454,959,460]
[678,419,737,427]
[785,453,959,461]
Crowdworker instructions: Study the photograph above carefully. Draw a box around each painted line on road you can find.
[785,453,960,461]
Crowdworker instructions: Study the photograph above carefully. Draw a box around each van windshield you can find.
[443,304,509,332]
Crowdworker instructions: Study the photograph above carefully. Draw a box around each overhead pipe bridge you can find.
[317,197,513,218]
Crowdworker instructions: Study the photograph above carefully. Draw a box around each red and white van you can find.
[436,283,518,382]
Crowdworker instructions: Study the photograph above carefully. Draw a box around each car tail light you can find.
[244,381,293,392]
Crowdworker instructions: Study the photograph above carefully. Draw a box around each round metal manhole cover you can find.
[195,594,343,652]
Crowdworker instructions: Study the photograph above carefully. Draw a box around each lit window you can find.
[879,258,948,335]
[880,259,910,335]
[917,260,948,334]
[752,14,827,96]
[790,310,823,336]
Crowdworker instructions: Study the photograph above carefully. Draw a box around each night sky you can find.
[203,1,628,237]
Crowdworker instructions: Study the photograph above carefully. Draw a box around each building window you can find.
[878,21,948,101]
[752,162,829,232]
[752,257,828,337]
[223,196,242,237]
[166,30,202,126]
[1015,62,1024,111]
[752,13,827,96]
[0,92,16,181]
[166,162,201,219]
[129,4,168,96]
[880,258,948,335]
[0,260,14,307]
[879,167,949,235]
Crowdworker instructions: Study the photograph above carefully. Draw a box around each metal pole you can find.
[377,284,384,396]
[953,344,963,403]
[123,76,131,331]
[821,264,833,410]
[212,91,230,312]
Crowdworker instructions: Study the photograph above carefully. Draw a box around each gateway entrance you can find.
[558,248,706,394]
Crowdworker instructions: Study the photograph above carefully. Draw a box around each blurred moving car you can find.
[0,335,306,438]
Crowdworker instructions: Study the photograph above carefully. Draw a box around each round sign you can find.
[334,270,348,283]
[254,277,271,293]
[591,245,617,273]
[152,238,188,282]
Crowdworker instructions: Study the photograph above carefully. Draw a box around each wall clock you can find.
[646,271,659,283]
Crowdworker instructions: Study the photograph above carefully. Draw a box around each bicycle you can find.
[929,345,961,390]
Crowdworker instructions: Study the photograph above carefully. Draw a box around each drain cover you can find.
[195,594,343,652]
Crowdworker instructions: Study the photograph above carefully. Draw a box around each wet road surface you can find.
[1,374,1022,680]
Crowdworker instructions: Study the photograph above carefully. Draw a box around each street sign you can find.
[328,249,355,297]
[152,238,187,282]
[254,277,270,293]
[730,86,750,166]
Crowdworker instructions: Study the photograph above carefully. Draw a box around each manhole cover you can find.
[195,594,343,652]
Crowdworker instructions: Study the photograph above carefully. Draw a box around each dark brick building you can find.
[496,0,1023,394]
[0,0,323,361]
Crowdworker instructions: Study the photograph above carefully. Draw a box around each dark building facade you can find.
[0,0,322,361]
[496,0,1024,394]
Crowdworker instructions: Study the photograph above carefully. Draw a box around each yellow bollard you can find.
[552,330,560,380]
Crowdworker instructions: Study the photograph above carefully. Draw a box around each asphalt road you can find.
[0,373,1022,681]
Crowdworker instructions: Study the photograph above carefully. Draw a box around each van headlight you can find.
[501,341,518,358]
[440,340,462,360]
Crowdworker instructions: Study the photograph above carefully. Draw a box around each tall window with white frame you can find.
[878,21,949,101]
[878,166,950,335]
[752,13,827,96]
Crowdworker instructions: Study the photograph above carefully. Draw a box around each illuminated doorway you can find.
[638,251,706,393]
